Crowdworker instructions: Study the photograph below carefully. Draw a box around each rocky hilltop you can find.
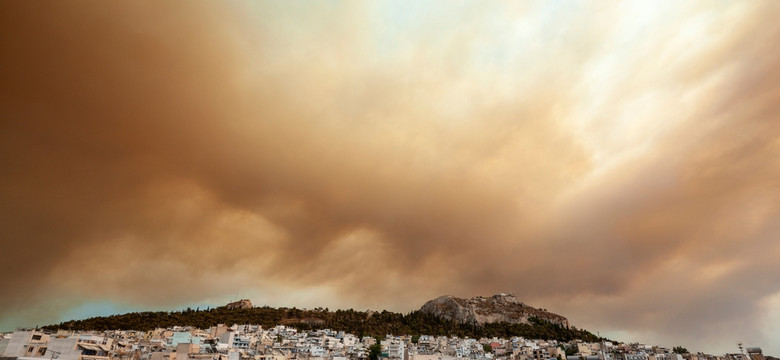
[419,293,570,328]
[44,292,605,343]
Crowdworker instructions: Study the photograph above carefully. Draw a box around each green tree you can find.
[368,343,382,360]
[483,344,493,353]
[673,346,689,354]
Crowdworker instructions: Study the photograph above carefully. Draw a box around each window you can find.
[27,346,35,353]
[38,347,47,356]
[32,335,42,341]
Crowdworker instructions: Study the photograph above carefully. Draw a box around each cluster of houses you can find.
[0,325,768,360]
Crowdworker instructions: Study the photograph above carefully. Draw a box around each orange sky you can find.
[1,1,779,354]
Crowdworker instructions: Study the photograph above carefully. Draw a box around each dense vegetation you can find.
[673,346,689,354]
[42,306,602,343]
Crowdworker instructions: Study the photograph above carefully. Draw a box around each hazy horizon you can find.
[1,1,779,355]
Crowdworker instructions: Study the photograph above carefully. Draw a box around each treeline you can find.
[42,306,602,343]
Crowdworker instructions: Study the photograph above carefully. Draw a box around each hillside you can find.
[420,294,569,328]
[42,297,602,343]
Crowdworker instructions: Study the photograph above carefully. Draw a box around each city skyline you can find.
[1,1,779,355]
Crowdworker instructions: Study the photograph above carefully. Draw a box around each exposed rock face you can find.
[226,299,253,310]
[419,293,569,328]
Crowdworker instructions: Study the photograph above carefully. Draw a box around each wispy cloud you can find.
[1,1,778,354]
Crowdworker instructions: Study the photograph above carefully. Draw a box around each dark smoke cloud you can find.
[1,0,779,354]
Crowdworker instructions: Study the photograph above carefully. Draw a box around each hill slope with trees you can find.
[42,304,602,343]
